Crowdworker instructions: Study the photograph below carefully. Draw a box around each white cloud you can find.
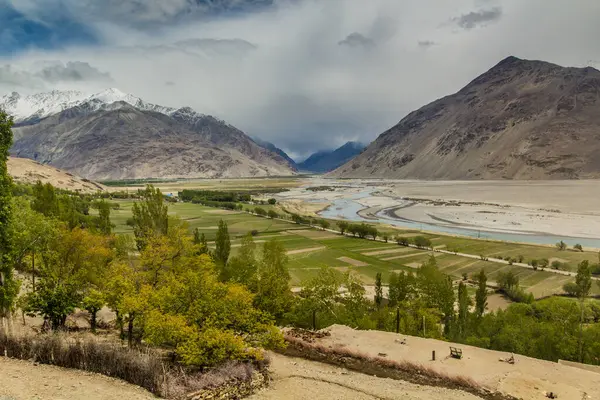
[1,0,600,157]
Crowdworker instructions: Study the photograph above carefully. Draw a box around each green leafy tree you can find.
[396,236,409,246]
[267,210,278,219]
[388,272,399,307]
[574,244,583,252]
[387,271,416,306]
[222,233,258,285]
[475,269,488,317]
[575,260,592,362]
[82,288,105,332]
[95,200,112,235]
[497,271,519,292]
[23,227,113,329]
[294,267,342,329]
[268,198,277,205]
[253,239,292,321]
[131,185,169,250]
[417,256,455,333]
[457,281,471,339]
[0,109,18,325]
[214,219,231,271]
[556,240,567,251]
[319,219,330,230]
[31,181,59,217]
[374,272,383,308]
[413,236,432,249]
[337,221,349,235]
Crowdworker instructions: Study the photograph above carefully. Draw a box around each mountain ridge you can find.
[3,89,296,180]
[330,56,600,180]
[298,141,365,173]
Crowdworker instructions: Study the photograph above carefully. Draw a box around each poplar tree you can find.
[214,219,231,272]
[0,110,18,326]
[475,269,488,317]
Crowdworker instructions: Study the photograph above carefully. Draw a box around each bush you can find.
[551,260,563,270]
[268,198,277,205]
[0,332,163,395]
[556,241,567,251]
[177,328,262,368]
[574,244,583,252]
[267,210,278,219]
[563,282,579,297]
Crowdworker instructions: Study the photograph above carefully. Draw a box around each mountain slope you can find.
[8,157,105,193]
[5,91,295,180]
[299,141,365,173]
[252,137,298,170]
[330,57,600,179]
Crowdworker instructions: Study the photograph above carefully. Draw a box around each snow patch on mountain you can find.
[0,88,206,123]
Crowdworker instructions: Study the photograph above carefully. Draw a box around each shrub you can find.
[268,198,277,205]
[250,230,259,237]
[574,244,583,252]
[0,332,163,395]
[551,260,563,270]
[177,328,262,368]
[563,282,579,297]
[517,255,524,263]
[556,241,567,251]
[267,210,278,219]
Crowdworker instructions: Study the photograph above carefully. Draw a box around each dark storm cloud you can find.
[0,62,112,90]
[36,62,113,83]
[418,40,436,48]
[453,8,502,29]
[338,33,375,48]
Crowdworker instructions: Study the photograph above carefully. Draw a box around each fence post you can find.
[395,308,400,333]
[312,310,316,331]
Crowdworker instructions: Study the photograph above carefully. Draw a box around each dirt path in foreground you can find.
[0,357,154,400]
[249,353,483,400]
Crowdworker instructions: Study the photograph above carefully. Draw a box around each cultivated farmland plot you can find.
[109,198,598,297]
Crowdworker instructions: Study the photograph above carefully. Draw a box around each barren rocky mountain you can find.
[330,56,600,179]
[6,92,295,180]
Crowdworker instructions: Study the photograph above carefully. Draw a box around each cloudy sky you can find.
[1,0,598,160]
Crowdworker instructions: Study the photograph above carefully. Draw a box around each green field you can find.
[109,199,598,296]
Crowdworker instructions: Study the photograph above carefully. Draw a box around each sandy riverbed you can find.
[281,179,600,240]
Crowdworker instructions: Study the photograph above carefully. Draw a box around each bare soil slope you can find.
[331,57,600,179]
[8,157,105,193]
[311,325,600,400]
[0,357,154,400]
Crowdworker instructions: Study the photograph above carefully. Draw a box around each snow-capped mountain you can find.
[0,88,184,123]
[5,87,296,180]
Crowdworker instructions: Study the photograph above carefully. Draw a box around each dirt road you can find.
[0,357,154,400]
[249,353,484,400]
